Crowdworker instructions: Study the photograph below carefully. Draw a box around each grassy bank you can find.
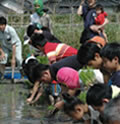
[13,14,120,58]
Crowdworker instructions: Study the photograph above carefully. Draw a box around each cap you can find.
[88,36,106,47]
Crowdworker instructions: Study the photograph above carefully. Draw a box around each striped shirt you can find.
[44,42,77,64]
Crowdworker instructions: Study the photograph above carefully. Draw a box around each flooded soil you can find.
[0,83,78,124]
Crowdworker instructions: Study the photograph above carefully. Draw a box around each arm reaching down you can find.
[26,81,40,103]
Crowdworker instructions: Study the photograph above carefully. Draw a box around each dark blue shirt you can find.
[81,4,103,39]
[82,4,96,29]
[49,55,83,80]
[81,4,89,24]
[108,71,120,88]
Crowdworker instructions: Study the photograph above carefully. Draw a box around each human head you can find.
[86,83,112,113]
[22,56,39,83]
[63,93,87,120]
[0,16,7,31]
[77,42,103,69]
[27,23,43,37]
[32,63,52,83]
[102,94,120,124]
[95,4,104,15]
[34,0,44,16]
[30,33,47,49]
[100,42,120,73]
[87,0,96,8]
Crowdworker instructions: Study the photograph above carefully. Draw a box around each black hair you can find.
[27,23,61,43]
[77,42,101,65]
[100,42,120,63]
[32,63,49,82]
[22,58,39,83]
[27,23,50,37]
[27,23,40,37]
[0,16,7,25]
[63,93,84,115]
[96,4,104,13]
[31,33,47,47]
[86,83,112,106]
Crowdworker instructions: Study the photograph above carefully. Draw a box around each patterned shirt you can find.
[44,42,77,64]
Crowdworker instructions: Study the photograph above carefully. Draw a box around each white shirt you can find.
[0,25,21,50]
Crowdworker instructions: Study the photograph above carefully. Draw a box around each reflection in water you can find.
[0,84,73,124]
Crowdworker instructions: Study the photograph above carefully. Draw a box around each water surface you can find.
[0,83,74,124]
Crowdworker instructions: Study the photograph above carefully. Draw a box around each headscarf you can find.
[34,0,44,16]
[57,67,81,89]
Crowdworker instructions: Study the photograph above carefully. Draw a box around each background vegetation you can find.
[8,12,120,59]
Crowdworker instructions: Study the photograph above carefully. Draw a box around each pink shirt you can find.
[56,67,81,89]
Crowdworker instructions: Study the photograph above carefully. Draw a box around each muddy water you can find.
[0,83,75,124]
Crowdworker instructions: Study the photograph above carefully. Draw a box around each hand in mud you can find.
[26,100,36,106]
[26,98,33,104]
[45,108,59,118]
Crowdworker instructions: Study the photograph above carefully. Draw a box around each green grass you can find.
[105,23,120,42]
[16,24,120,59]
[13,13,120,58]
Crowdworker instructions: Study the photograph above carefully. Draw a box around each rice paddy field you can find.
[1,12,120,124]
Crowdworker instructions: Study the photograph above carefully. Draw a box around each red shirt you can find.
[95,12,108,25]
[43,42,77,64]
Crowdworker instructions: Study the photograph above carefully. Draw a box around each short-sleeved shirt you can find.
[81,4,89,22]
[95,12,108,25]
[49,55,83,80]
[108,71,120,88]
[82,4,96,29]
[81,4,101,39]
[44,42,77,63]
[0,25,21,50]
